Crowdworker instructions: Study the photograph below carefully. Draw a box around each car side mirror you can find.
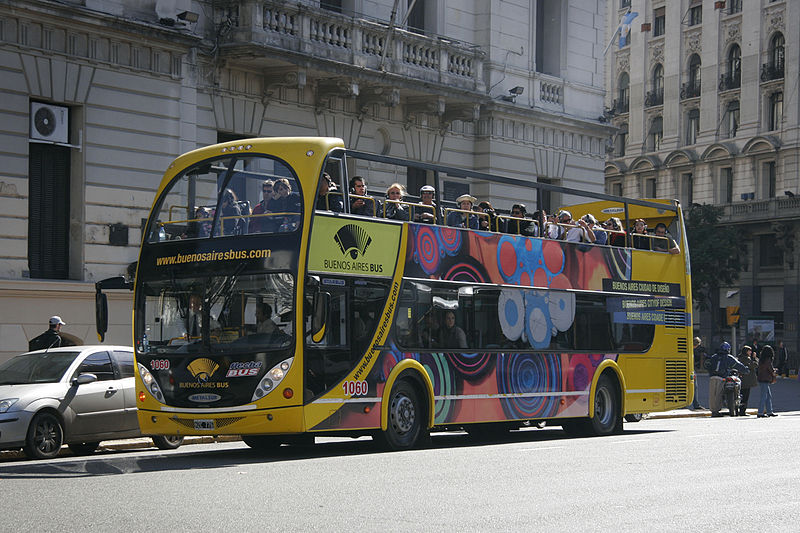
[73,373,98,386]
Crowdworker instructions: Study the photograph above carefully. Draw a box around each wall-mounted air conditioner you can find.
[30,102,69,144]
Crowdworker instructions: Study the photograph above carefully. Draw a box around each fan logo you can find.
[334,223,372,259]
[187,358,219,382]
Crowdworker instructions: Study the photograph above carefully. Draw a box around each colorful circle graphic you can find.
[497,352,562,419]
[414,226,441,275]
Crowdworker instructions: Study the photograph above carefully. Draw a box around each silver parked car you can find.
[0,345,183,459]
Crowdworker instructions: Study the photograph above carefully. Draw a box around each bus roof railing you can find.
[341,148,678,214]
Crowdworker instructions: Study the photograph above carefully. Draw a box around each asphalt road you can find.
[1,413,798,532]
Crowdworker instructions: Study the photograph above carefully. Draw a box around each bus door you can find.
[304,277,388,402]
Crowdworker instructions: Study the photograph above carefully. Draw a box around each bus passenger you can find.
[270,178,302,231]
[384,183,410,220]
[349,175,377,216]
[603,217,626,246]
[438,310,468,349]
[316,173,344,212]
[447,194,479,229]
[255,302,291,345]
[652,223,680,254]
[415,185,442,224]
[249,180,275,233]
[478,201,498,231]
[505,204,538,236]
[418,311,440,348]
[218,188,244,236]
[546,213,563,239]
[582,213,607,245]
[631,218,651,250]
[187,207,212,238]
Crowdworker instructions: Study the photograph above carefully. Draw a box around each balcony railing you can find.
[680,81,700,99]
[612,97,629,114]
[718,72,741,91]
[644,88,663,107]
[760,62,784,82]
[225,1,486,92]
[721,196,800,224]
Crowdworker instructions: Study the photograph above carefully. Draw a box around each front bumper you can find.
[0,410,35,449]
[137,405,305,436]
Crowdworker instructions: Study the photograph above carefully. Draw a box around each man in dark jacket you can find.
[28,316,66,351]
[704,341,748,417]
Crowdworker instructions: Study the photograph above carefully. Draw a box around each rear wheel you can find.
[588,374,621,435]
[726,390,736,417]
[375,379,426,451]
[24,412,63,460]
[152,435,184,450]
[68,441,100,455]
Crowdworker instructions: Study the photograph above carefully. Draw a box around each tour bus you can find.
[95,137,693,450]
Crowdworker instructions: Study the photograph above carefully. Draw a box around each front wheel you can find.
[152,435,184,450]
[375,379,426,451]
[726,390,736,417]
[24,412,64,460]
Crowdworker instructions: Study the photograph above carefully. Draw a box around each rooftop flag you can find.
[604,10,638,56]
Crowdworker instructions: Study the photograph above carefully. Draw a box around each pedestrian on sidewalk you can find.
[776,341,789,378]
[28,316,68,351]
[704,341,748,417]
[756,345,778,418]
[737,345,758,416]
[691,337,706,410]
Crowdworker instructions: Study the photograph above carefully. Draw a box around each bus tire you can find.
[376,379,425,451]
[587,374,621,436]
[152,435,184,450]
[242,435,283,451]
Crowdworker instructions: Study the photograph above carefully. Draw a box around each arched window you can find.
[727,45,741,86]
[770,33,784,72]
[646,64,664,106]
[617,72,630,112]
[688,54,701,90]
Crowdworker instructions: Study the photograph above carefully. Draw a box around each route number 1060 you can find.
[342,381,368,396]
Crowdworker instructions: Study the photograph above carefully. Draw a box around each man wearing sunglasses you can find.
[249,180,275,233]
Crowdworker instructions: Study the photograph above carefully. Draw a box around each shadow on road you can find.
[0,425,673,479]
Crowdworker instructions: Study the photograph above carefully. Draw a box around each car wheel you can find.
[152,435,184,450]
[375,379,426,451]
[69,441,100,455]
[24,412,64,460]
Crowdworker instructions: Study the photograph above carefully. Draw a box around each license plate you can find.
[194,419,214,430]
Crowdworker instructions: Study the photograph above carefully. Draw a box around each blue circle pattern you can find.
[497,352,562,419]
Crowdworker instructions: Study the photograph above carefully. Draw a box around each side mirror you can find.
[311,291,330,343]
[95,290,108,343]
[73,373,98,386]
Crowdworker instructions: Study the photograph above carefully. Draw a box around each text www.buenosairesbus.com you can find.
[155,249,271,266]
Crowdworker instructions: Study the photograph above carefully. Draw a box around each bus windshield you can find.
[137,272,295,355]
[147,154,302,242]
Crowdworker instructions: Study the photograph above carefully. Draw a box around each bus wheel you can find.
[243,435,282,451]
[624,413,643,423]
[152,435,184,450]
[377,379,425,451]
[588,374,621,436]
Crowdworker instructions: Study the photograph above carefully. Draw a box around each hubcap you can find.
[595,387,613,427]
[36,419,59,453]
[390,394,415,435]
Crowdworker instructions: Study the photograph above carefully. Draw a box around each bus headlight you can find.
[138,363,165,403]
[252,357,293,401]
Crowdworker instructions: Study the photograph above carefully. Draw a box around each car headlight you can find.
[0,398,18,413]
[251,358,292,401]
[138,363,164,402]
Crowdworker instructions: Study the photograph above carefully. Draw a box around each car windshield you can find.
[137,272,295,355]
[0,351,78,384]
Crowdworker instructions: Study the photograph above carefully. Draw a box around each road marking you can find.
[518,446,565,451]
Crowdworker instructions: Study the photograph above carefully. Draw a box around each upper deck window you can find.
[147,155,302,243]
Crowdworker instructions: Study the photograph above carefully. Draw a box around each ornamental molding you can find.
[616,51,630,74]
[650,44,663,64]
[722,21,740,46]
[684,29,702,54]
[766,6,785,34]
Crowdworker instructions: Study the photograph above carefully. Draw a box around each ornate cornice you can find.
[685,29,702,54]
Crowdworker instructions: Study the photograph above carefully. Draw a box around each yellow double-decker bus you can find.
[96,137,693,450]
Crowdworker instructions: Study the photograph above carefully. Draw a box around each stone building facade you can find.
[604,0,799,357]
[0,0,610,363]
